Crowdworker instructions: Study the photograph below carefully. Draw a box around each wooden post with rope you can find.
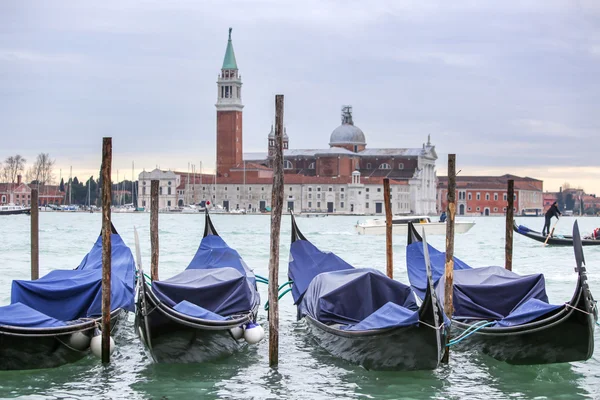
[442,154,456,363]
[101,137,112,364]
[30,188,39,280]
[150,180,159,281]
[505,179,514,271]
[383,178,393,279]
[268,94,285,367]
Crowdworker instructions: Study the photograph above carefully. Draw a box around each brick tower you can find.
[215,27,244,178]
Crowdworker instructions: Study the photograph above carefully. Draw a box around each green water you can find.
[1,214,599,399]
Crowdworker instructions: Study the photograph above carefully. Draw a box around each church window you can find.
[167,201,171,207]
[340,202,345,208]
[289,187,293,192]
[379,163,391,170]
[237,187,240,191]
[340,188,344,192]
[366,202,369,208]
[366,188,369,192]
[398,163,404,169]
[1,195,5,203]
[168,187,171,195]
[284,160,293,169]
[377,188,381,192]
[341,194,344,199]
[225,187,228,191]
[317,187,321,192]
[308,162,315,169]
[308,194,312,199]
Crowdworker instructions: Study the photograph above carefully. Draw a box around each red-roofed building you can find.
[437,174,543,216]
[0,175,65,206]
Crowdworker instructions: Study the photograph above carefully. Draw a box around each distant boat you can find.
[513,222,600,246]
[298,212,328,218]
[355,215,475,235]
[0,224,136,370]
[0,204,30,216]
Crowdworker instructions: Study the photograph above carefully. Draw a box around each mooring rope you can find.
[447,321,496,347]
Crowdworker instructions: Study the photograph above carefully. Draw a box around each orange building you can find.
[437,174,543,216]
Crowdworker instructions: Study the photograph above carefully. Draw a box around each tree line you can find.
[1,153,56,186]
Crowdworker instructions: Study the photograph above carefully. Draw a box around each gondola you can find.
[287,214,446,370]
[135,211,261,364]
[406,221,596,365]
[513,222,600,246]
[0,224,136,371]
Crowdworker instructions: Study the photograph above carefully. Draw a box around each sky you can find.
[1,1,599,193]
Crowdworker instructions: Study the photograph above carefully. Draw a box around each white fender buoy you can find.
[68,331,91,351]
[230,326,244,340]
[244,322,265,344]
[90,331,115,358]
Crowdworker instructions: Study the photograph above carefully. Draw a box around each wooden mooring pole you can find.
[30,188,39,280]
[101,137,112,364]
[505,179,514,271]
[150,180,159,282]
[383,178,393,279]
[268,94,285,367]
[442,154,456,363]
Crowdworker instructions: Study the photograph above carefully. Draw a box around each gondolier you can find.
[542,202,561,236]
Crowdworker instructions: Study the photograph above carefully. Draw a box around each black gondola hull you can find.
[303,318,444,371]
[513,223,600,246]
[450,278,595,364]
[0,309,126,371]
[135,283,254,364]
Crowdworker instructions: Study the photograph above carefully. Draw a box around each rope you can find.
[264,287,293,311]
[446,321,495,347]
[418,320,444,330]
[255,274,269,283]
[565,303,592,316]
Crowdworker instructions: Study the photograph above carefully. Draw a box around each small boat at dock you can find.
[0,224,136,371]
[355,215,474,235]
[287,214,446,370]
[135,211,262,364]
[406,221,596,365]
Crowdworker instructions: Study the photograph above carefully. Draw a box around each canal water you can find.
[1,213,599,399]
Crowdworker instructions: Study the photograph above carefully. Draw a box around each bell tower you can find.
[216,27,244,177]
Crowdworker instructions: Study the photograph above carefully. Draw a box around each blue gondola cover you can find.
[153,268,257,317]
[436,266,550,320]
[406,240,470,300]
[0,302,66,328]
[343,301,420,331]
[298,268,419,327]
[407,239,559,326]
[289,239,354,304]
[173,300,227,321]
[4,232,136,328]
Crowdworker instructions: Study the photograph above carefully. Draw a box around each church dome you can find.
[329,105,366,146]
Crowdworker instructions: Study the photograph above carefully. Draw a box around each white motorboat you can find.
[0,204,30,216]
[355,215,475,235]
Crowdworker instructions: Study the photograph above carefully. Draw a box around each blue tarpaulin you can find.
[153,268,257,317]
[298,268,419,327]
[151,233,259,319]
[436,266,550,320]
[4,232,136,328]
[186,235,256,285]
[173,300,227,321]
[495,298,562,327]
[0,302,66,328]
[288,239,354,304]
[406,239,559,326]
[344,301,419,331]
[406,240,470,300]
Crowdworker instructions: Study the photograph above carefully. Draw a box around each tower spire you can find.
[222,27,238,70]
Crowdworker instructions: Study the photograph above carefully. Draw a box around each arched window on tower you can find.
[308,162,315,169]
[284,160,293,169]
[379,163,392,170]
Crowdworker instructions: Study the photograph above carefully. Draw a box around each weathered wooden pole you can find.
[30,188,39,280]
[505,179,514,271]
[383,178,393,279]
[101,137,112,364]
[442,154,456,363]
[150,180,159,282]
[268,94,285,367]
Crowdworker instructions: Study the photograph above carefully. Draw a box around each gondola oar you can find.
[543,218,560,246]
